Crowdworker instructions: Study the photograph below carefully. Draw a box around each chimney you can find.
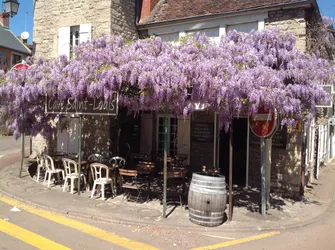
[0,10,9,28]
[140,0,160,22]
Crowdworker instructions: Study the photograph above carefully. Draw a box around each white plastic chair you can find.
[108,156,126,168]
[88,153,105,163]
[90,163,113,200]
[43,155,65,188]
[35,155,45,182]
[62,158,88,194]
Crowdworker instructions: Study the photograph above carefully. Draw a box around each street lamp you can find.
[2,0,19,18]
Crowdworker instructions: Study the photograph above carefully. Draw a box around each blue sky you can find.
[6,0,335,44]
[8,0,33,43]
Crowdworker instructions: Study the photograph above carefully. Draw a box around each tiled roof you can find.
[0,24,31,55]
[144,0,309,24]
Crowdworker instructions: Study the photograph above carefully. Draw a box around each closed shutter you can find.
[79,24,92,43]
[177,116,191,164]
[58,27,70,57]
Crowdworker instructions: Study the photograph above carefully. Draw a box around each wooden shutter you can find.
[58,27,70,58]
[79,24,92,43]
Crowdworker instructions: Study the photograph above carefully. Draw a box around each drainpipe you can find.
[135,0,142,24]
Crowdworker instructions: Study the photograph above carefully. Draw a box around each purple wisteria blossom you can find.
[0,29,334,138]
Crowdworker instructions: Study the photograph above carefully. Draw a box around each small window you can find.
[11,53,22,67]
[186,27,220,43]
[158,32,179,42]
[226,22,258,34]
[186,27,219,38]
[70,26,80,59]
[157,116,178,157]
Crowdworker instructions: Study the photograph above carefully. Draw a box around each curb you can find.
[1,161,335,233]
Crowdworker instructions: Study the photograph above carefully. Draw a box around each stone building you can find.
[33,0,137,58]
[136,0,327,197]
[32,0,332,198]
[33,0,138,155]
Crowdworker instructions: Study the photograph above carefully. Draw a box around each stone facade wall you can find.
[33,0,137,155]
[249,8,310,197]
[249,130,302,198]
[265,8,307,52]
[33,0,137,58]
[82,116,112,157]
[111,0,138,40]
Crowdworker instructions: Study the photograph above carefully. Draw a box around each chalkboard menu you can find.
[191,122,214,143]
[271,127,287,149]
[250,126,287,149]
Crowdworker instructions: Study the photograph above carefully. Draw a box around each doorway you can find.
[219,118,248,185]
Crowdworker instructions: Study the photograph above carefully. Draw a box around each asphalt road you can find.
[0,193,335,250]
[228,208,335,250]
[0,135,30,156]
[0,135,335,249]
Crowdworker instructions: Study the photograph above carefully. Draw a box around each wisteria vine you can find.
[0,28,334,139]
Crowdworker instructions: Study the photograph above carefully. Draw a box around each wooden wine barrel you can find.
[188,172,227,227]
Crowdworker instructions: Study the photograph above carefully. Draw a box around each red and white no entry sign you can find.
[249,106,277,137]
[11,63,29,71]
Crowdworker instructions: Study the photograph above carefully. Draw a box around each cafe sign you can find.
[45,92,118,116]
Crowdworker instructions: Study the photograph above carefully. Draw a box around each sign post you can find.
[11,63,30,178]
[163,105,168,218]
[249,107,277,216]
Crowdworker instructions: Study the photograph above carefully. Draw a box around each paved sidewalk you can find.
[0,158,335,233]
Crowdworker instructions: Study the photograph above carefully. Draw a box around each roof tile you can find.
[146,0,307,24]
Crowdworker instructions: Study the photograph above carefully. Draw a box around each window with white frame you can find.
[226,22,258,34]
[158,32,179,42]
[57,24,91,154]
[186,27,220,43]
[157,116,178,157]
[58,24,92,58]
[70,26,79,59]
[186,27,219,37]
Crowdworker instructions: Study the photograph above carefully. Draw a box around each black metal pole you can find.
[163,106,168,218]
[228,124,233,221]
[78,115,83,195]
[19,111,24,178]
[260,137,266,216]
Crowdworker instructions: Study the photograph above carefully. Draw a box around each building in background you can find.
[0,12,31,73]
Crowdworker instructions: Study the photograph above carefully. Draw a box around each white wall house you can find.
[147,12,267,43]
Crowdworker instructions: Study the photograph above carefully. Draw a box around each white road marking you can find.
[202,234,236,240]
